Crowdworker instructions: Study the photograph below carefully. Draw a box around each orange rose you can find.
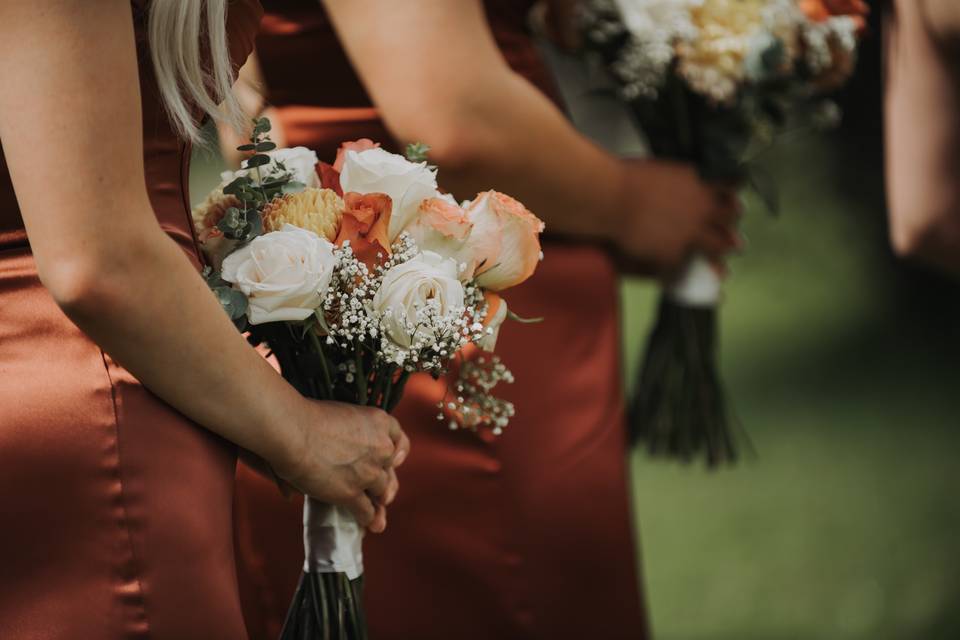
[334,192,393,269]
[316,162,343,196]
[800,0,868,30]
[333,139,380,172]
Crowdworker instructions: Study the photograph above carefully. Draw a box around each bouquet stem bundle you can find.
[629,296,736,465]
[280,572,367,640]
[617,76,751,467]
[257,322,405,640]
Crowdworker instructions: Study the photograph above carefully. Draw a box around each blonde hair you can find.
[148,0,243,142]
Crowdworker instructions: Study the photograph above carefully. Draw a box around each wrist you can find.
[255,385,309,484]
[594,161,637,248]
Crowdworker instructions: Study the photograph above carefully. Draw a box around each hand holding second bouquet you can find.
[613,159,742,277]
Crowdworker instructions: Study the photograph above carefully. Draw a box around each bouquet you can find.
[193,119,544,639]
[579,0,865,466]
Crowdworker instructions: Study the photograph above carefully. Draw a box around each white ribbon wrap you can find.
[302,498,364,580]
[667,254,723,308]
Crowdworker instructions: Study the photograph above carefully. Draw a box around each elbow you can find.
[888,201,960,267]
[39,256,114,317]
[380,94,497,175]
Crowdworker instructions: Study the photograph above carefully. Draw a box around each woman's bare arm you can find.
[885,0,960,274]
[0,0,405,529]
[323,0,739,275]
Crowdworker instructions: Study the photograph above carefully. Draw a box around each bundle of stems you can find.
[252,323,408,640]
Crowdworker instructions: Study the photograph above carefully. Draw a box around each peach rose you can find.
[403,197,476,278]
[333,139,380,172]
[466,191,544,292]
[478,291,508,352]
[334,192,393,269]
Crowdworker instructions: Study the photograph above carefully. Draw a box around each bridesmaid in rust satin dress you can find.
[0,2,262,637]
[233,2,650,638]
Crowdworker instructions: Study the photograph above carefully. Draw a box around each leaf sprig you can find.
[216,117,305,243]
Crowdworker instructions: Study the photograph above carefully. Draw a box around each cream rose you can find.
[467,191,545,292]
[372,251,465,349]
[221,224,336,324]
[221,146,321,188]
[403,197,476,279]
[339,148,439,240]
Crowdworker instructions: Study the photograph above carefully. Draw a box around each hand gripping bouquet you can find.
[579,0,865,466]
[193,120,544,639]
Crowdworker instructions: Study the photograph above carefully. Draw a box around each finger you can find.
[710,222,743,252]
[710,191,742,226]
[697,230,738,262]
[367,500,387,534]
[365,467,390,501]
[348,492,377,529]
[384,467,399,506]
[392,427,410,467]
[385,417,410,467]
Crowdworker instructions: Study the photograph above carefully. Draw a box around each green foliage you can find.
[404,142,431,163]
[202,266,248,330]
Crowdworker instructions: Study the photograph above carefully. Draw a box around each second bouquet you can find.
[193,119,544,640]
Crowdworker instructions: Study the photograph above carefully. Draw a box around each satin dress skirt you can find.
[0,247,246,639]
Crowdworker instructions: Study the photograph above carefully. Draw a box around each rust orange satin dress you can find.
[234,3,650,639]
[0,2,262,638]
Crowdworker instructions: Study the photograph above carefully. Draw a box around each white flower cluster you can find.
[800,14,859,77]
[319,234,489,375]
[582,0,861,105]
[439,355,516,436]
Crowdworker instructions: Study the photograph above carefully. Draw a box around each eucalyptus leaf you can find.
[244,154,271,169]
[213,286,248,320]
[255,141,277,152]
[222,177,250,196]
[404,142,431,163]
[253,117,272,134]
[236,143,256,152]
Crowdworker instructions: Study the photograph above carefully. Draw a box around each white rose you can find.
[339,148,439,240]
[221,224,336,324]
[221,146,321,188]
[372,251,465,349]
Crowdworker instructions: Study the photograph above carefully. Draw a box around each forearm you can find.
[324,0,626,244]
[386,69,626,242]
[58,224,304,470]
[885,0,960,273]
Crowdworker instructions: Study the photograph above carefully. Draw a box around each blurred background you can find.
[191,11,960,640]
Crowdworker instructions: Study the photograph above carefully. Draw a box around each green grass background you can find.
[193,130,960,640]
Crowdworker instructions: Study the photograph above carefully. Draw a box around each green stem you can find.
[355,342,368,405]
[381,370,395,412]
[307,329,335,398]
